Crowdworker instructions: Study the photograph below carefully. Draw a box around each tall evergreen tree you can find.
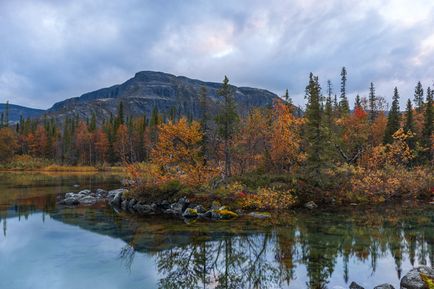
[199,87,210,163]
[413,81,424,112]
[421,87,433,161]
[368,82,377,123]
[339,67,350,114]
[4,101,9,126]
[304,73,328,183]
[404,99,415,150]
[384,87,401,144]
[215,76,239,180]
[354,94,362,109]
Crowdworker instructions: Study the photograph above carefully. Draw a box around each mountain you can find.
[46,71,279,122]
[0,103,45,123]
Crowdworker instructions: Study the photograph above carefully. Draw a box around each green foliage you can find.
[384,87,401,144]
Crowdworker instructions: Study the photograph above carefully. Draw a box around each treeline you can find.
[0,68,432,201]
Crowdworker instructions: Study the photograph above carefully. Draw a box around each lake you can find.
[0,172,432,289]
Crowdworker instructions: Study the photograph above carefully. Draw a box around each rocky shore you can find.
[57,188,245,220]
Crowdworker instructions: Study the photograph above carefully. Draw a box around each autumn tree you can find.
[269,100,304,171]
[151,117,216,186]
[215,76,239,180]
[384,87,401,144]
[114,124,130,162]
[94,128,109,163]
[0,127,18,161]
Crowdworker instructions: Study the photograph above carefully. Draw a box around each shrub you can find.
[239,187,296,210]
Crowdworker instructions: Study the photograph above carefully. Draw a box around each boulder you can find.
[194,205,207,214]
[213,209,238,220]
[373,284,394,289]
[248,212,271,219]
[134,203,153,215]
[109,190,124,207]
[96,188,107,196]
[121,200,128,210]
[107,189,127,200]
[304,201,318,210]
[79,196,97,205]
[401,266,434,289]
[65,192,76,199]
[78,189,91,195]
[63,197,79,206]
[128,198,137,209]
[349,281,364,289]
[182,208,198,218]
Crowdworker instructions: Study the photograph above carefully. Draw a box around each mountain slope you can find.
[0,103,45,123]
[46,71,279,122]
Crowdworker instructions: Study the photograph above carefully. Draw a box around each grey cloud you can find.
[0,0,433,109]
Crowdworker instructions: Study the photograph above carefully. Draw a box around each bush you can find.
[239,187,296,210]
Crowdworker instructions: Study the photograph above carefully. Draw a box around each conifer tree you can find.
[215,76,238,180]
[404,99,415,150]
[354,94,362,109]
[339,67,350,114]
[383,87,401,144]
[304,73,328,183]
[198,87,209,163]
[421,87,433,161]
[368,82,377,123]
[413,81,424,112]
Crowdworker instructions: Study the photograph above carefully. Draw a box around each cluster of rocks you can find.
[57,189,109,206]
[107,190,239,220]
[349,266,434,289]
[58,188,247,221]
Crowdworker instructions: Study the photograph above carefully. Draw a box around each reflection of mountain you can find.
[1,202,433,289]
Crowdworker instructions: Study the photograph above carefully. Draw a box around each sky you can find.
[1,0,434,109]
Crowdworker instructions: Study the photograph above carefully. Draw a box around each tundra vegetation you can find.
[0,68,432,209]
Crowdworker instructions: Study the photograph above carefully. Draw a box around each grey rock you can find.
[78,189,91,195]
[182,208,198,218]
[349,281,364,289]
[79,196,97,205]
[96,188,107,196]
[121,200,128,210]
[128,198,137,208]
[373,284,394,289]
[304,201,318,210]
[109,190,124,207]
[211,201,221,211]
[107,189,127,200]
[73,184,80,188]
[248,212,271,219]
[65,192,76,199]
[63,197,79,206]
[401,266,434,289]
[134,203,153,215]
[194,205,206,214]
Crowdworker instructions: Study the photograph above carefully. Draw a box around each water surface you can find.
[0,172,432,289]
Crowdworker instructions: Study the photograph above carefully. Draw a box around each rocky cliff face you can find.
[46,71,279,122]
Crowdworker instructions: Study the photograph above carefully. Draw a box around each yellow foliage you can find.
[420,273,434,289]
[240,187,296,210]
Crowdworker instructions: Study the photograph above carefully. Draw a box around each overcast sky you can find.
[1,0,434,109]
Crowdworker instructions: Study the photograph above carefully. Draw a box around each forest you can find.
[0,68,432,207]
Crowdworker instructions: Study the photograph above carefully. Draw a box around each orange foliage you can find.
[150,117,219,186]
[0,127,18,161]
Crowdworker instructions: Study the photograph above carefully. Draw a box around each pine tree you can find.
[384,87,401,144]
[413,81,424,112]
[215,76,239,180]
[339,67,350,114]
[404,99,415,150]
[354,94,361,109]
[5,101,9,126]
[368,82,377,123]
[304,73,328,183]
[421,87,433,161]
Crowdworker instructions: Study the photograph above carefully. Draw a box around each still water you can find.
[0,172,432,289]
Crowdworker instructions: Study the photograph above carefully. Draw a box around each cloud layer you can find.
[1,0,434,109]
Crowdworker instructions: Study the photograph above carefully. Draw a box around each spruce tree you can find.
[383,87,401,144]
[339,67,350,114]
[199,87,209,163]
[413,81,424,112]
[304,73,328,183]
[421,87,433,161]
[5,101,9,126]
[354,94,361,109]
[215,76,238,179]
[368,82,377,123]
[404,99,415,150]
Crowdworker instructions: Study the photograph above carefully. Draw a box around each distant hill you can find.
[0,103,45,123]
[45,71,279,122]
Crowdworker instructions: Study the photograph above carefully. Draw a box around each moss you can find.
[215,209,238,219]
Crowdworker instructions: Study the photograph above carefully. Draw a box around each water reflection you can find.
[0,173,432,289]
